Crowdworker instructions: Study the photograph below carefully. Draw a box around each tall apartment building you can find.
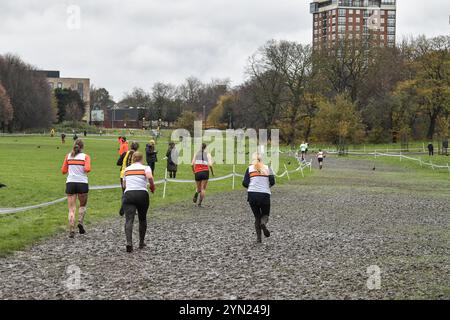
[310,0,397,50]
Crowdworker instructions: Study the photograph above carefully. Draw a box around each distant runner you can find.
[242,153,275,243]
[192,143,214,207]
[299,141,307,161]
[317,149,326,170]
[119,137,129,155]
[61,139,91,238]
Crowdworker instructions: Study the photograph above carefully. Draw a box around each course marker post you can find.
[284,164,291,181]
[163,169,168,199]
[447,164,450,173]
[300,164,304,178]
[232,165,236,190]
[400,151,402,162]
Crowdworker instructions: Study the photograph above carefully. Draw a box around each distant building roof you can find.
[38,70,60,78]
[106,108,141,121]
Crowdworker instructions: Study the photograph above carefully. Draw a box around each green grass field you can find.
[0,135,308,256]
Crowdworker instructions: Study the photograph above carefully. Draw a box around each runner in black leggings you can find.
[242,153,275,243]
[122,152,155,252]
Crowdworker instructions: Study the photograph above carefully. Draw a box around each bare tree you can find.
[0,54,56,131]
[246,43,286,129]
[0,84,13,132]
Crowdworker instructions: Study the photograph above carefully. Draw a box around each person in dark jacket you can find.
[166,142,178,178]
[443,139,448,156]
[145,140,158,174]
[242,153,275,243]
[427,142,434,156]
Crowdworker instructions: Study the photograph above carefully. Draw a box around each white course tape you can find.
[0,197,67,215]
[327,150,449,173]
[1,159,310,214]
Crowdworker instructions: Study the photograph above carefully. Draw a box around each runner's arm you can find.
[269,168,275,187]
[61,155,68,174]
[84,155,91,173]
[145,168,155,193]
[242,168,250,188]
[190,154,195,173]
[208,153,214,176]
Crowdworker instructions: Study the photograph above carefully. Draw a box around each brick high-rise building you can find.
[310,0,397,50]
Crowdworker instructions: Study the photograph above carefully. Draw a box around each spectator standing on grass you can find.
[443,139,448,156]
[242,153,275,243]
[61,133,66,144]
[145,139,158,174]
[428,142,434,156]
[122,152,155,253]
[61,139,91,238]
[73,133,78,141]
[166,142,178,179]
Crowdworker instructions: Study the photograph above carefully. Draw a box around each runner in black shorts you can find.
[192,143,214,207]
[61,139,91,238]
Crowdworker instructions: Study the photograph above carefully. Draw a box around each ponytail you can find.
[254,160,264,173]
[251,152,265,173]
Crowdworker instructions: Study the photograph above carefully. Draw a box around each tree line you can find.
[210,35,449,145]
[93,35,448,145]
[1,34,448,145]
[0,54,88,132]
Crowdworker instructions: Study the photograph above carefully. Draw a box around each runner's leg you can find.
[124,198,137,249]
[260,197,271,238]
[67,194,77,236]
[137,192,150,248]
[193,180,201,203]
[77,193,88,234]
[199,179,208,206]
[249,198,263,242]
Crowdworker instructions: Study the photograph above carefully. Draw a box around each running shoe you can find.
[78,223,86,234]
[69,231,75,238]
[139,242,147,249]
[193,192,199,203]
[261,224,271,238]
[126,245,133,253]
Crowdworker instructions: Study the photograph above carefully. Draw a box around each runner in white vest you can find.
[61,139,91,238]
[122,151,155,253]
[317,150,326,170]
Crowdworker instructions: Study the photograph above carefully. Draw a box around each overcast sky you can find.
[1,0,449,101]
